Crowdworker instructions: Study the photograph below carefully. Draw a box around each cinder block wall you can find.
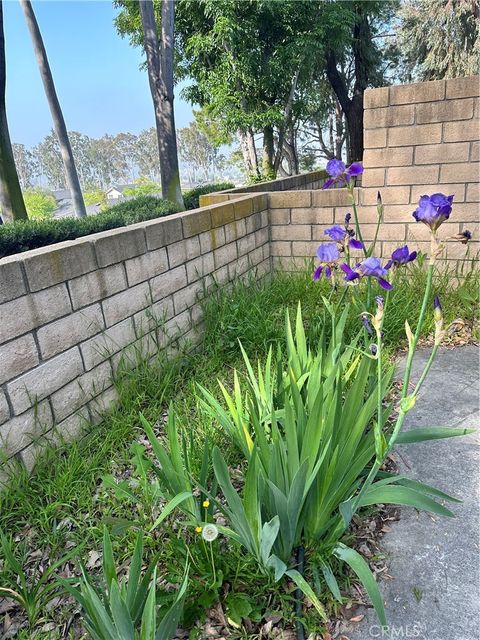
[362,76,479,260]
[208,76,479,266]
[0,195,269,468]
[2,77,478,469]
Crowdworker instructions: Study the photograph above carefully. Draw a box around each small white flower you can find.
[201,523,219,542]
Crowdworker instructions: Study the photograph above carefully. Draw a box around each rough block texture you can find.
[0,195,270,466]
[363,75,479,260]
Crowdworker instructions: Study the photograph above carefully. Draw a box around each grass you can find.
[0,259,477,638]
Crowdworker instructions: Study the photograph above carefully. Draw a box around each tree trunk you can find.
[273,68,300,174]
[238,129,259,179]
[344,93,364,164]
[139,0,184,209]
[335,100,343,159]
[325,6,371,163]
[262,126,275,179]
[283,130,299,176]
[246,128,259,178]
[0,1,27,222]
[288,125,299,175]
[19,0,86,217]
[325,50,364,163]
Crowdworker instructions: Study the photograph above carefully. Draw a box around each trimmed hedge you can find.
[0,196,178,258]
[183,182,234,210]
[0,183,235,259]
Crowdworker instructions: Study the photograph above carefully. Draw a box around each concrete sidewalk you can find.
[345,346,480,640]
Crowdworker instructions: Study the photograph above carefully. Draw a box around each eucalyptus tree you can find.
[178,121,221,183]
[398,0,480,80]
[12,143,39,189]
[0,1,27,221]
[134,127,161,182]
[34,131,64,189]
[19,0,86,217]
[138,0,184,208]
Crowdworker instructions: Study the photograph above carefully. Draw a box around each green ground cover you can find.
[0,261,477,639]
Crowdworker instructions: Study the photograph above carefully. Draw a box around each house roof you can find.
[105,184,137,194]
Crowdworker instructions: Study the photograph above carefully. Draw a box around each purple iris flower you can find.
[325,224,346,242]
[317,242,341,262]
[385,245,417,270]
[312,242,341,281]
[324,224,364,250]
[322,159,364,189]
[413,193,454,231]
[326,159,345,177]
[341,257,392,290]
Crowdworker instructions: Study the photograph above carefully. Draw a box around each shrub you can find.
[183,182,234,210]
[23,188,57,220]
[83,188,107,206]
[123,177,161,198]
[0,196,179,258]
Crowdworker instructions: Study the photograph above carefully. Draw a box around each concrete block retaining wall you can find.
[0,195,270,468]
[362,75,479,261]
[1,76,478,468]
[206,75,479,266]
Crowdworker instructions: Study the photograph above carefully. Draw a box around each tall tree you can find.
[398,0,480,80]
[0,1,27,221]
[12,143,39,189]
[138,0,184,208]
[34,131,65,189]
[324,1,397,162]
[19,0,86,217]
[178,121,223,183]
[134,128,161,182]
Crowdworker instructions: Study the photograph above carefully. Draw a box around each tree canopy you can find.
[398,0,479,81]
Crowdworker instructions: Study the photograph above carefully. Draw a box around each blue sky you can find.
[4,0,194,147]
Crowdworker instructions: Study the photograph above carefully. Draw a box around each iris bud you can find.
[433,295,443,323]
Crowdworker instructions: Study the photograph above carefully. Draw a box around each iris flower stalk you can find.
[322,159,368,257]
[325,192,464,546]
[347,262,436,528]
[346,175,368,260]
[333,256,436,540]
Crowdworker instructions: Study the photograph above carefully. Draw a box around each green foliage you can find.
[63,528,188,640]
[398,0,480,80]
[200,304,392,543]
[83,188,107,206]
[182,182,234,210]
[0,528,77,626]
[196,302,469,624]
[123,177,161,197]
[0,257,475,635]
[0,195,178,258]
[23,187,57,220]
[201,259,479,361]
[139,408,205,523]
